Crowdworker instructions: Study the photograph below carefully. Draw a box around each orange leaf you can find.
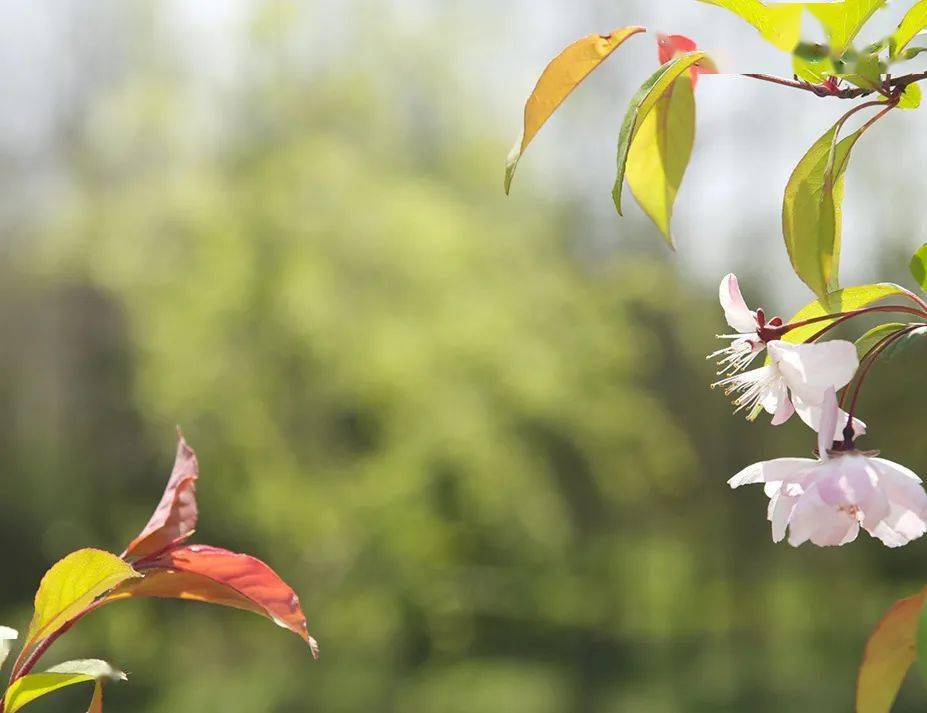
[123,429,198,561]
[504,26,645,193]
[857,588,927,713]
[110,546,317,657]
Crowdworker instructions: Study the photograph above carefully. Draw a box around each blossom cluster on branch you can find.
[714,274,927,548]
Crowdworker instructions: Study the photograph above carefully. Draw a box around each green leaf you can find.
[808,0,888,54]
[25,550,140,654]
[891,0,927,57]
[910,243,927,289]
[613,51,714,216]
[792,43,835,83]
[504,26,646,194]
[782,119,864,301]
[900,46,927,60]
[857,589,926,713]
[4,659,125,713]
[855,322,908,358]
[781,282,907,345]
[881,325,927,359]
[861,37,890,55]
[898,83,923,109]
[839,52,886,91]
[625,74,695,246]
[698,0,804,51]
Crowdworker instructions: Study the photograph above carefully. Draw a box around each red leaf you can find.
[123,429,198,561]
[657,34,713,86]
[111,545,317,657]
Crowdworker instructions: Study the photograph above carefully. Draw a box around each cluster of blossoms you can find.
[713,274,927,547]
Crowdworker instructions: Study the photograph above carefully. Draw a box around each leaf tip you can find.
[611,182,624,217]
[504,139,521,195]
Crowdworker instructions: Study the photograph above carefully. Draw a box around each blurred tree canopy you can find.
[0,3,926,712]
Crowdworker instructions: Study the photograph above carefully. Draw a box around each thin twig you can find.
[742,70,927,100]
[742,73,874,99]
[842,324,923,422]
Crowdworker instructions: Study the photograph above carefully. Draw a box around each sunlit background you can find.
[1,1,927,711]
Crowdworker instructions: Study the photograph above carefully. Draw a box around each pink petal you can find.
[787,486,858,547]
[719,274,758,334]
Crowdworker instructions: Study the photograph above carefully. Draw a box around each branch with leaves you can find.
[505,2,927,712]
[0,432,316,712]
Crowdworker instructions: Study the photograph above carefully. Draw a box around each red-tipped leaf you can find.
[110,545,317,657]
[123,429,198,561]
[657,34,712,86]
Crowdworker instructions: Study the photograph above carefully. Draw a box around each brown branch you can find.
[742,73,874,99]
[742,71,927,100]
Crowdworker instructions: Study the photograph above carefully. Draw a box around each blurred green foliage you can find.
[1,3,927,712]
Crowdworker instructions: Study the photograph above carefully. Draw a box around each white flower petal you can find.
[867,463,927,547]
[728,458,815,489]
[0,626,18,670]
[719,273,758,334]
[760,378,790,418]
[815,388,841,457]
[735,450,927,549]
[769,390,795,425]
[793,395,866,444]
[873,457,924,484]
[838,522,861,546]
[767,340,859,405]
[873,460,927,527]
[769,492,799,543]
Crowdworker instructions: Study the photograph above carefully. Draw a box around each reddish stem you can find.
[7,598,108,687]
[743,70,927,100]
[842,324,923,423]
[743,73,873,98]
[781,304,927,335]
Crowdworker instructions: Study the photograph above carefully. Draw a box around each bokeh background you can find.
[1,1,927,711]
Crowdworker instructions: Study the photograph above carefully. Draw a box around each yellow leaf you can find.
[891,0,927,57]
[504,26,645,193]
[782,119,866,301]
[25,550,140,652]
[613,51,715,217]
[857,589,926,713]
[626,74,695,246]
[699,0,804,51]
[781,283,907,345]
[808,0,887,54]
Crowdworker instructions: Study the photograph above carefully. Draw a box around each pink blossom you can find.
[728,389,927,547]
